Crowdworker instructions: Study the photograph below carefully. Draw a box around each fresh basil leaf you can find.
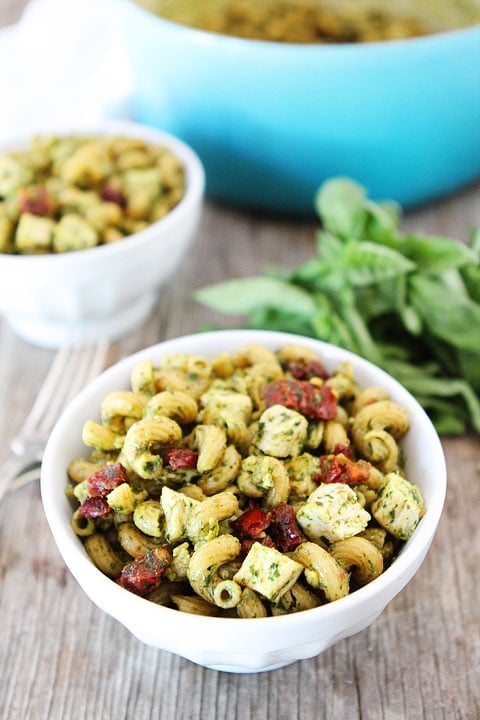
[291,258,333,291]
[398,304,423,335]
[415,400,467,435]
[340,241,415,287]
[458,350,480,392]
[362,199,402,248]
[297,241,415,294]
[467,227,480,260]
[356,280,404,319]
[461,264,480,303]
[384,357,442,380]
[194,276,317,317]
[336,288,384,364]
[315,230,344,261]
[249,307,315,337]
[401,234,477,274]
[397,374,480,433]
[409,275,480,351]
[438,268,471,297]
[311,295,358,352]
[315,177,366,239]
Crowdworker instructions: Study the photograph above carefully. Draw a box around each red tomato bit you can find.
[240,535,276,555]
[78,496,111,518]
[231,506,272,538]
[119,547,171,597]
[268,503,307,552]
[282,358,330,381]
[87,462,129,497]
[19,186,54,216]
[100,181,125,206]
[164,448,199,470]
[333,443,353,458]
[316,454,370,486]
[263,378,338,420]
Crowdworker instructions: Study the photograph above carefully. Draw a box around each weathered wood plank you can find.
[1,4,479,718]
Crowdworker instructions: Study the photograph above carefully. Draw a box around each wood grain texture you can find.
[1,5,480,719]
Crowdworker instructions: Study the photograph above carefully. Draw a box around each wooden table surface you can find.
[1,3,480,719]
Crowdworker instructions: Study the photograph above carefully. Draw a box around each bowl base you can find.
[5,293,157,349]
[205,659,295,673]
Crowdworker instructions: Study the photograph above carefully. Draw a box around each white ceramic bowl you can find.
[0,121,205,349]
[41,330,447,672]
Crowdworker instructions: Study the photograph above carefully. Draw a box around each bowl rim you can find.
[0,119,205,267]
[123,0,480,51]
[41,329,447,634]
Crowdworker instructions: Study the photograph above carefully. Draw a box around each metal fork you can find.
[0,341,110,504]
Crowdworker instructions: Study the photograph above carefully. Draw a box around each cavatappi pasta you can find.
[137,0,480,44]
[0,134,185,255]
[67,343,426,617]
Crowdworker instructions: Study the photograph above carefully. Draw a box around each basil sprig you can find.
[195,178,480,435]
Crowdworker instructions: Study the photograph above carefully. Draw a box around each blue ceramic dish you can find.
[118,0,480,213]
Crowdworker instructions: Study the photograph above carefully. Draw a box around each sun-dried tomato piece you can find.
[19,186,54,216]
[240,535,276,555]
[78,496,111,518]
[164,448,199,469]
[316,453,370,486]
[268,503,307,552]
[333,443,353,458]
[87,462,129,497]
[282,358,330,381]
[100,181,125,206]
[231,506,272,539]
[263,378,337,420]
[119,547,171,596]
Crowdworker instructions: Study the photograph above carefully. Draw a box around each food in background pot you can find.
[135,0,480,43]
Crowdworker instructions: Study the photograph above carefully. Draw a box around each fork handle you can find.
[0,457,40,505]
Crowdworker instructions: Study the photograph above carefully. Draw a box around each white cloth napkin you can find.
[0,0,132,139]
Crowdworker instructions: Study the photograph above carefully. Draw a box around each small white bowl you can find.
[41,330,447,672]
[0,121,205,349]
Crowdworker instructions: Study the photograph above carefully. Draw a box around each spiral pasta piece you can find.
[117,521,158,558]
[186,491,239,544]
[101,390,147,433]
[292,542,349,602]
[193,424,227,473]
[352,400,409,473]
[197,444,242,496]
[123,416,182,479]
[144,390,198,425]
[329,536,384,585]
[187,534,241,606]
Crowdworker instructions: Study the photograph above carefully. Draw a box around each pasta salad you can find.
[67,342,425,617]
[0,133,185,255]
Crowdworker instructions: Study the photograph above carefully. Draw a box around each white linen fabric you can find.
[0,0,132,138]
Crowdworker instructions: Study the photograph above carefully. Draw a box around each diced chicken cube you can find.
[106,483,147,514]
[371,471,425,540]
[160,486,200,543]
[255,404,308,458]
[296,482,370,543]
[15,212,55,253]
[52,213,98,252]
[233,542,304,602]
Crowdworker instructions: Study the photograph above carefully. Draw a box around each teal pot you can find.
[118,0,480,213]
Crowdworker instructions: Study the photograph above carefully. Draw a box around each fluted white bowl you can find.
[0,121,205,348]
[41,329,446,672]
